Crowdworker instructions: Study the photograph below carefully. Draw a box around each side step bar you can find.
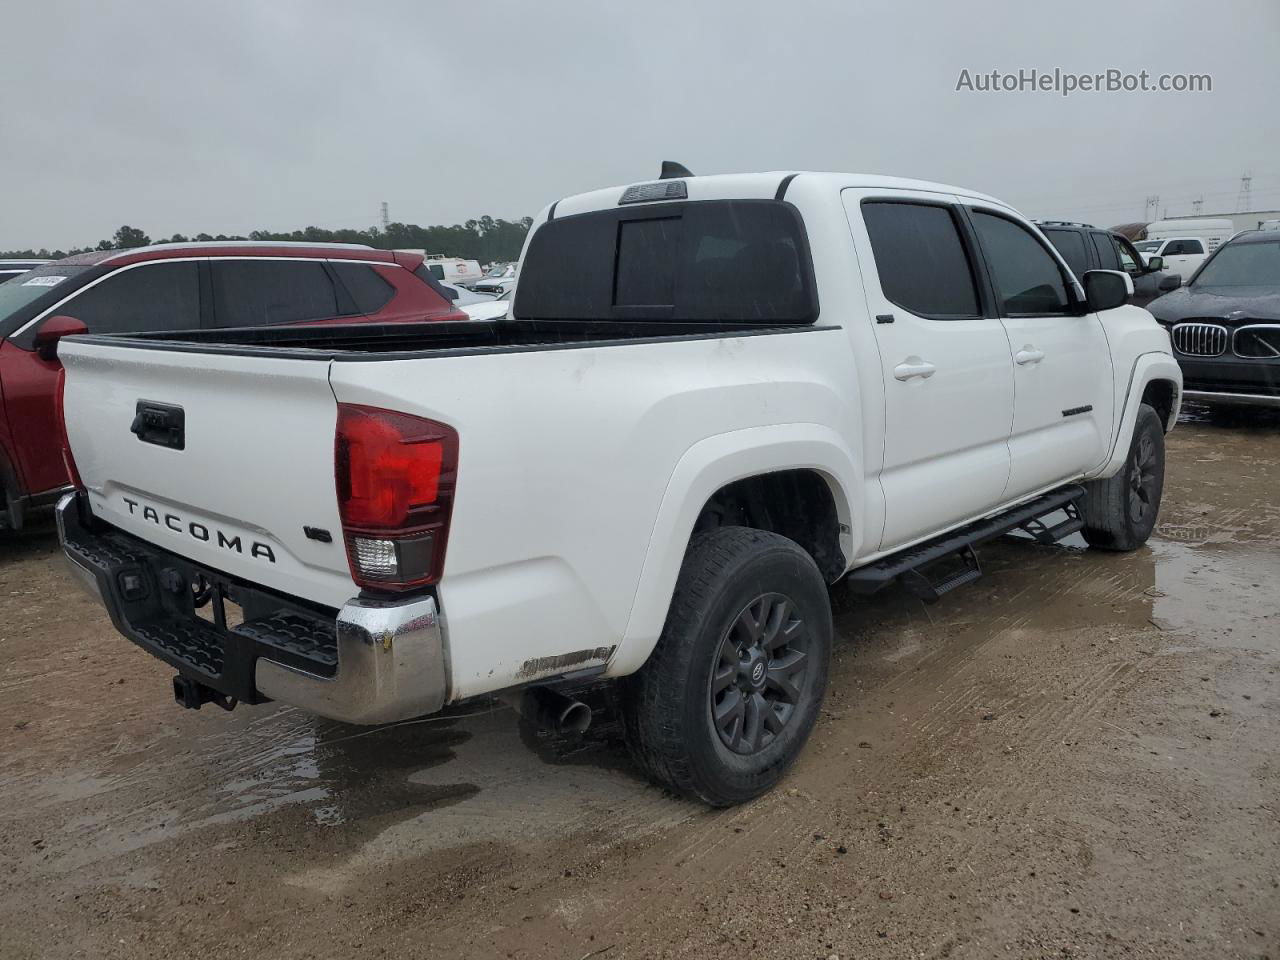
[847,484,1087,603]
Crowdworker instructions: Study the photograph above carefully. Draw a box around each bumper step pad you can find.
[61,517,337,701]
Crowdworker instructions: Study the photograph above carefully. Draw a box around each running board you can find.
[1016,498,1083,545]
[846,484,1087,603]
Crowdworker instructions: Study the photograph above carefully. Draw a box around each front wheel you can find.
[620,526,832,806]
[1081,403,1166,551]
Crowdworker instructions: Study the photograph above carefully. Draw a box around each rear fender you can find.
[608,423,860,677]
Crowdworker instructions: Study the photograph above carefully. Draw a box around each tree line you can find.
[1,216,534,264]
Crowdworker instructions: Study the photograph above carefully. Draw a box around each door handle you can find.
[893,357,937,381]
[1015,346,1045,365]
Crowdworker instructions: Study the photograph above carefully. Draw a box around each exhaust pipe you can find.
[500,686,591,735]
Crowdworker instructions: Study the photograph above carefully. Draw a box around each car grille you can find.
[1172,322,1228,357]
[1232,325,1280,359]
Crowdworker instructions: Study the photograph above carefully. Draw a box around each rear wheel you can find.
[620,526,831,806]
[1081,403,1165,551]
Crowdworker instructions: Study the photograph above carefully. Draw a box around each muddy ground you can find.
[1,410,1277,960]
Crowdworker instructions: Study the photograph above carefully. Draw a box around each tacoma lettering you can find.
[122,497,275,563]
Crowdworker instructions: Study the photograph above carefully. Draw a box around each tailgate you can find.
[60,340,356,608]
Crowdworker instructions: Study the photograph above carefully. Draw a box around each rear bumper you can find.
[56,493,449,725]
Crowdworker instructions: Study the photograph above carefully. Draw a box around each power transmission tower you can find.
[1236,173,1252,212]
[1191,196,1203,215]
[1145,195,1160,220]
[380,201,390,230]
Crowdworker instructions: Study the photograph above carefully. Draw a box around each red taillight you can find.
[335,404,458,591]
[55,367,83,490]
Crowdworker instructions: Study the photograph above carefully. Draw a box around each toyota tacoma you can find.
[56,169,1181,805]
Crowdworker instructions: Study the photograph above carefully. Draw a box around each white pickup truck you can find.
[56,170,1182,806]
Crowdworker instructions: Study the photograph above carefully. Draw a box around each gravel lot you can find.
[1,410,1277,960]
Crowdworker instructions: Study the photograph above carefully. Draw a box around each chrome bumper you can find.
[56,493,106,604]
[255,596,448,725]
[1183,389,1280,408]
[57,492,449,726]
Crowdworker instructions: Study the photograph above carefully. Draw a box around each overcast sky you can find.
[2,0,1276,250]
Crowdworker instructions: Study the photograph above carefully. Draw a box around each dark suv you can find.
[1037,221,1180,308]
[0,242,465,529]
[1146,230,1280,408]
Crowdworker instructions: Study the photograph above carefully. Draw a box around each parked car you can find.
[472,262,516,295]
[0,259,50,282]
[0,241,465,529]
[1133,218,1232,279]
[439,281,510,321]
[56,170,1179,806]
[398,253,483,288]
[1147,229,1280,408]
[1037,221,1180,307]
[1142,216,1232,249]
[1133,237,1212,282]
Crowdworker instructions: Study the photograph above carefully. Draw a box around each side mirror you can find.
[1082,270,1132,312]
[1146,255,1165,271]
[1158,274,1182,292]
[34,315,88,361]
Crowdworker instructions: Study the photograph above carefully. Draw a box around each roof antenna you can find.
[660,161,694,180]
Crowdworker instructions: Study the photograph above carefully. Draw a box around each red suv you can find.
[0,242,466,529]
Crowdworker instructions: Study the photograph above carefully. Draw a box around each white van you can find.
[395,251,483,288]
[1134,218,1233,281]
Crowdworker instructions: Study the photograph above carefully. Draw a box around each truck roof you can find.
[550,171,1010,219]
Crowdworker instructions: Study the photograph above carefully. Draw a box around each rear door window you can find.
[211,259,339,327]
[971,211,1072,316]
[1042,228,1091,279]
[514,199,817,324]
[861,201,980,318]
[63,261,200,334]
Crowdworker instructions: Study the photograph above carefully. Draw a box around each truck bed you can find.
[71,319,807,361]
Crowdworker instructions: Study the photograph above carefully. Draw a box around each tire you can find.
[620,526,832,806]
[1081,403,1165,551]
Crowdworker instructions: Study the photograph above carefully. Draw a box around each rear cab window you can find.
[860,201,981,319]
[513,199,818,324]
